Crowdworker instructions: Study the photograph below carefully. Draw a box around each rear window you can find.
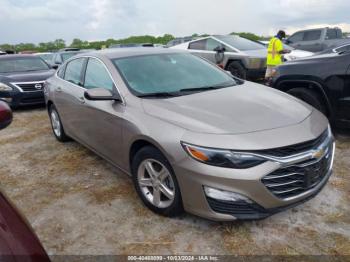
[0,57,49,73]
[214,35,265,51]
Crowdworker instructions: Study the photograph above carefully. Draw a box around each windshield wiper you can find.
[137,92,180,98]
[179,84,233,93]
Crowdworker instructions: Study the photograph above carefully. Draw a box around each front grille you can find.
[14,82,44,92]
[262,143,333,199]
[253,130,328,157]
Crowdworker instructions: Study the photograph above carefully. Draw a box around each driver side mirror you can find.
[84,88,122,101]
[214,45,226,53]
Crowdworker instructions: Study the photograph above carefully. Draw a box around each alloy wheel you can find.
[137,159,175,208]
[50,110,61,137]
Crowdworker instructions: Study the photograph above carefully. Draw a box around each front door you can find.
[78,57,124,166]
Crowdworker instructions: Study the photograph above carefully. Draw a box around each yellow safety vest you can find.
[267,37,283,66]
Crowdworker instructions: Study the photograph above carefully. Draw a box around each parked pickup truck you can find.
[285,27,350,52]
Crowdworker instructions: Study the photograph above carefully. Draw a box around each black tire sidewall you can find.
[227,61,247,79]
[49,104,69,142]
[288,88,326,115]
[131,146,183,217]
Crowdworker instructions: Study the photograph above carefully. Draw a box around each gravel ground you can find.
[0,108,349,256]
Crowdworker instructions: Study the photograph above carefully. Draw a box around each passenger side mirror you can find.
[84,88,121,101]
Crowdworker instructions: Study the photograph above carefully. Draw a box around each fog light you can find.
[204,186,252,203]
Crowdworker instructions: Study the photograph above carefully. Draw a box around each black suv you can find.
[0,55,55,108]
[272,51,350,128]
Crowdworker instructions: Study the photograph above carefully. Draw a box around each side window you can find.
[57,65,65,78]
[326,29,337,40]
[288,32,304,43]
[303,30,321,41]
[206,38,222,51]
[189,39,207,50]
[54,54,62,64]
[64,58,85,86]
[84,58,114,90]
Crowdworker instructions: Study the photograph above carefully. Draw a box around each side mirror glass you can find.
[84,88,121,101]
[214,45,226,53]
[0,101,13,130]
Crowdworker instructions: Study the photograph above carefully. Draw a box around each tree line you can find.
[0,32,270,53]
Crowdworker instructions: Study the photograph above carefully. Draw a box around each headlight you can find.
[181,143,266,169]
[0,83,13,91]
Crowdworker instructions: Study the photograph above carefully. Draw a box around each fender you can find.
[276,78,333,117]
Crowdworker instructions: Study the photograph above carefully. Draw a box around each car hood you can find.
[142,82,312,135]
[0,69,55,83]
[289,50,314,57]
[242,49,267,58]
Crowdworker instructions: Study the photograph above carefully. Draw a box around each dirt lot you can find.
[0,108,349,256]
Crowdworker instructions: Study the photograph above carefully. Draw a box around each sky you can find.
[0,0,349,44]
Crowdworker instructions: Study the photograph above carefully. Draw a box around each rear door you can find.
[77,57,124,166]
[53,57,87,137]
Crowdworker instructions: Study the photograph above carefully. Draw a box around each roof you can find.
[77,47,186,60]
[0,54,36,60]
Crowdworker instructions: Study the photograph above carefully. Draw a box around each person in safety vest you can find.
[265,30,291,82]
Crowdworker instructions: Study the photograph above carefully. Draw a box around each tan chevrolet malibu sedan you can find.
[44,48,335,221]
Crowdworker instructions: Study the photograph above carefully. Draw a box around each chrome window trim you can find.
[11,81,45,93]
[55,55,125,105]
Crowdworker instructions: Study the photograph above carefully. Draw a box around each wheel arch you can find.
[275,78,333,117]
[224,59,246,70]
[128,137,173,172]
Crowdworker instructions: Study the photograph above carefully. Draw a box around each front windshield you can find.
[215,35,266,51]
[0,57,50,73]
[38,53,54,63]
[282,43,295,51]
[113,53,236,96]
[61,52,80,62]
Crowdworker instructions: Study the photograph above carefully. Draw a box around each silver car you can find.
[44,48,334,221]
[170,35,267,80]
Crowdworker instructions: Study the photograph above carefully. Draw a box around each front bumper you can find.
[173,131,335,221]
[0,90,45,108]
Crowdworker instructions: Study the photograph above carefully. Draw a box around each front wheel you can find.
[227,61,247,79]
[131,146,183,217]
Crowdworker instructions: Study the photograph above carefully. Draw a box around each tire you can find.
[131,146,183,217]
[227,61,247,79]
[287,88,327,115]
[48,104,70,142]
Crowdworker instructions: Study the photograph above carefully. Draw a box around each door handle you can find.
[78,96,85,104]
[56,87,62,92]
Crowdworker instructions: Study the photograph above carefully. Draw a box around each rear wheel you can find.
[227,61,247,79]
[49,104,70,142]
[131,146,183,217]
[287,88,327,115]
